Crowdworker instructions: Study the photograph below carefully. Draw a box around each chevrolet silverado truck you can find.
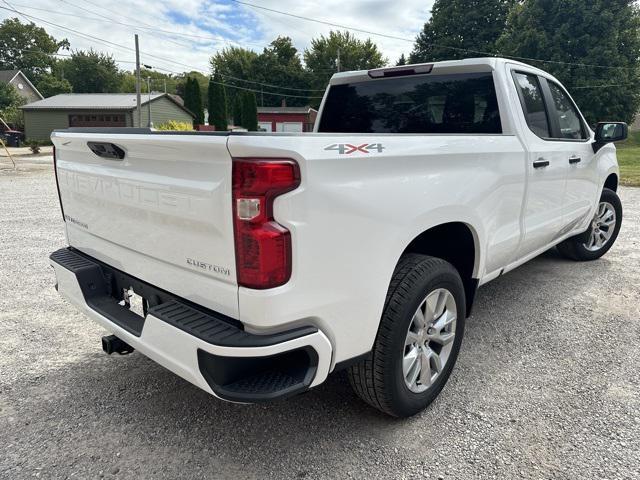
[49,58,626,417]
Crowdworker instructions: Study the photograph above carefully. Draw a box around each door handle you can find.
[569,156,582,164]
[533,158,549,169]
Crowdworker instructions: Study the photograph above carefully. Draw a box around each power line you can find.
[82,0,268,51]
[13,47,324,98]
[151,64,323,99]
[0,7,324,99]
[4,1,637,73]
[231,0,638,72]
[10,45,327,97]
[12,47,137,63]
[1,0,28,22]
[0,4,326,93]
[0,5,153,60]
[573,84,634,89]
[14,45,632,92]
[6,3,630,96]
[9,1,265,50]
[16,48,628,91]
[57,0,193,50]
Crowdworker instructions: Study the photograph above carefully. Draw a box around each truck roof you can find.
[329,57,547,85]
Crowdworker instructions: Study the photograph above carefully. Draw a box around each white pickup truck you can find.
[49,57,626,417]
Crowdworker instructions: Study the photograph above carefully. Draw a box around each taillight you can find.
[232,158,301,289]
[53,145,65,221]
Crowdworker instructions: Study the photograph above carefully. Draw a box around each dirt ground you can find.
[1,167,638,479]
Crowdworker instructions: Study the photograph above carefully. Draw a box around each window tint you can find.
[513,73,550,138]
[318,72,502,134]
[547,82,587,140]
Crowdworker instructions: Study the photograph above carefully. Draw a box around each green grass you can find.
[616,130,640,187]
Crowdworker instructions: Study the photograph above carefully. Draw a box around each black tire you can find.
[348,254,466,417]
[557,188,622,261]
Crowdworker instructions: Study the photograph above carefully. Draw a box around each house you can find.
[20,93,194,141]
[257,106,318,132]
[0,70,44,104]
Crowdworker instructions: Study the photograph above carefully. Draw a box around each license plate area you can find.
[119,287,147,319]
[51,248,245,340]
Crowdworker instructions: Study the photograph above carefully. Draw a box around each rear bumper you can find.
[49,247,332,403]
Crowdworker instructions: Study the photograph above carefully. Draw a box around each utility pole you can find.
[261,87,264,107]
[163,78,167,94]
[147,77,152,128]
[336,48,341,73]
[135,34,141,127]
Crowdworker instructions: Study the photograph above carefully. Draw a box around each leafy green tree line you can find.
[3,1,640,127]
[408,0,640,124]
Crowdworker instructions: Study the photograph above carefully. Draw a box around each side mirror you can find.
[593,122,628,152]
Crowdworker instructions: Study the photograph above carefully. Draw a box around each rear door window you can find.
[512,72,551,138]
[317,72,502,134]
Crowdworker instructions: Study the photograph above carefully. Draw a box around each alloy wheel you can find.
[583,201,616,252]
[402,288,457,394]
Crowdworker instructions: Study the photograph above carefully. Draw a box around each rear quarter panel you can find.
[228,133,526,365]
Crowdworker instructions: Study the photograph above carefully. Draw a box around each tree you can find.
[210,46,259,111]
[183,78,195,123]
[192,79,204,125]
[0,82,21,110]
[232,92,243,126]
[210,38,315,108]
[0,82,25,128]
[120,69,179,95]
[208,73,228,131]
[58,50,122,93]
[397,54,407,66]
[36,73,72,97]
[241,91,258,131]
[184,77,204,125]
[211,47,258,81]
[304,31,386,106]
[0,18,69,82]
[176,71,209,110]
[497,0,640,124]
[254,37,311,107]
[410,0,513,63]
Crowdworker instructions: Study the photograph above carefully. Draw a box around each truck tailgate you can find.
[51,132,238,318]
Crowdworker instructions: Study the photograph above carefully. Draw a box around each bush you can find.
[154,121,194,131]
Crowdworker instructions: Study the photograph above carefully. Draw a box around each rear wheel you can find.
[348,254,465,417]
[557,188,622,261]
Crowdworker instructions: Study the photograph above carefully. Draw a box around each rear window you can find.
[318,72,502,134]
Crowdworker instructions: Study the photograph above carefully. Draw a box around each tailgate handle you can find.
[87,142,126,160]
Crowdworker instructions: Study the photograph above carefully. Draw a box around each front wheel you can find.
[557,188,622,261]
[348,254,465,417]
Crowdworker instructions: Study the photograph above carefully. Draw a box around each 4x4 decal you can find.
[324,143,385,155]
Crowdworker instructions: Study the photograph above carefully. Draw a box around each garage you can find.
[21,92,194,141]
[256,106,318,132]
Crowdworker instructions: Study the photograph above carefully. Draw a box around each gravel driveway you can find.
[1,167,639,480]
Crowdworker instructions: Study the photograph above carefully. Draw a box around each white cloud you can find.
[243,0,434,64]
[0,0,434,77]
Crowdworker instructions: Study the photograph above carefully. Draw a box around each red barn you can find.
[257,106,318,133]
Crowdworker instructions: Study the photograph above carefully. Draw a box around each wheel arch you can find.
[400,221,480,317]
[604,172,618,192]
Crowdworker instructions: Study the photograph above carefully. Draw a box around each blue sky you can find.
[0,0,435,74]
